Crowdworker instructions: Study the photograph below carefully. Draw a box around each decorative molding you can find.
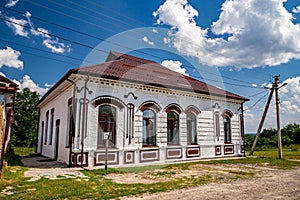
[212,102,220,109]
[71,152,88,167]
[138,101,162,113]
[94,151,119,166]
[80,75,244,104]
[140,149,159,162]
[166,147,182,159]
[215,145,222,156]
[185,105,201,115]
[91,95,126,109]
[224,145,234,155]
[222,109,234,118]
[186,146,200,158]
[165,103,183,114]
[124,151,135,164]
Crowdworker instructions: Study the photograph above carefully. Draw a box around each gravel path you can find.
[122,168,300,200]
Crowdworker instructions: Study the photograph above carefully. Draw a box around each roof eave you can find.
[37,68,79,107]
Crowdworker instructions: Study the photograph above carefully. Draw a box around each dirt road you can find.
[122,167,300,200]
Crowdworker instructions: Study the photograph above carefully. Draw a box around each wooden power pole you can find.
[249,75,286,158]
[249,85,274,156]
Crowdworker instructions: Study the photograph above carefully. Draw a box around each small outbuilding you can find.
[0,74,18,173]
[37,51,248,167]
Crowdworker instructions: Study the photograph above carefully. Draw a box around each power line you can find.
[24,0,274,79]
[245,91,269,111]
[0,15,265,90]
[0,38,96,65]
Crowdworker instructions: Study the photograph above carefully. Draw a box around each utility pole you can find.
[249,75,287,158]
[249,85,274,156]
[274,75,287,159]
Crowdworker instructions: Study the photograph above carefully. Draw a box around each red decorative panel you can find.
[224,145,234,155]
[186,147,200,158]
[140,149,159,162]
[124,151,135,164]
[215,145,222,156]
[166,148,182,159]
[71,152,88,167]
[94,151,119,166]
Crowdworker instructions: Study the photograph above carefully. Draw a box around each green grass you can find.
[12,146,33,157]
[250,146,300,160]
[0,146,299,199]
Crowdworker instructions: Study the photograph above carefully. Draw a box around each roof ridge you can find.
[110,51,156,65]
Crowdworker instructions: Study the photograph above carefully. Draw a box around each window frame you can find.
[223,115,232,143]
[142,109,156,147]
[167,111,180,145]
[97,105,117,148]
[187,112,197,145]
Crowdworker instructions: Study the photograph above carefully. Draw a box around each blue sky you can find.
[0,0,299,133]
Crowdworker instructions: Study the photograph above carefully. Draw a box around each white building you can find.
[37,51,248,167]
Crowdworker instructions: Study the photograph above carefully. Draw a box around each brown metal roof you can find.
[0,74,18,93]
[76,51,248,101]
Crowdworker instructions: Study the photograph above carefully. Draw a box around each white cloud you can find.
[43,38,71,53]
[278,76,300,114]
[5,16,29,37]
[5,0,20,8]
[0,47,23,69]
[152,28,158,33]
[163,37,171,44]
[161,60,188,75]
[251,84,258,87]
[142,36,154,46]
[154,0,300,69]
[292,5,300,13]
[13,75,49,95]
[4,11,71,54]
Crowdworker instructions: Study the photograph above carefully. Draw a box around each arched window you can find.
[167,111,179,145]
[187,112,197,145]
[98,105,116,147]
[224,116,231,143]
[142,109,156,146]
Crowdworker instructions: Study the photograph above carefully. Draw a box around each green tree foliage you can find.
[281,123,300,146]
[11,88,40,147]
[245,123,300,148]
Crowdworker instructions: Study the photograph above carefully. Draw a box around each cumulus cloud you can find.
[5,16,29,37]
[278,76,300,114]
[142,36,154,46]
[0,47,23,69]
[292,5,300,13]
[154,0,300,69]
[13,75,49,95]
[4,11,71,54]
[161,60,188,75]
[43,38,71,53]
[5,0,20,8]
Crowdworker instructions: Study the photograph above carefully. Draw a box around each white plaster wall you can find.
[39,75,245,167]
[78,78,243,152]
[38,85,73,163]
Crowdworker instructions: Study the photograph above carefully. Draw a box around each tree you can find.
[281,123,300,146]
[11,88,40,148]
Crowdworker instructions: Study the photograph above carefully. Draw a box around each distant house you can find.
[37,51,248,167]
[0,75,18,173]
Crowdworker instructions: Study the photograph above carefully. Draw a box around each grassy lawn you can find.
[0,146,299,199]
